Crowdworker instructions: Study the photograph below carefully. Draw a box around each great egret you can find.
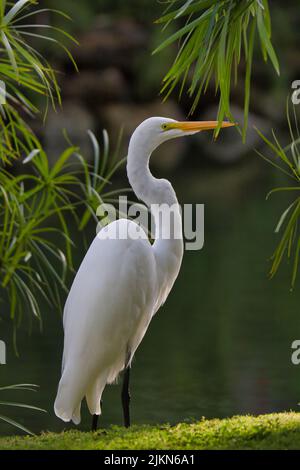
[54,117,234,430]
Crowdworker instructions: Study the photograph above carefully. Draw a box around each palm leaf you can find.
[155,0,279,140]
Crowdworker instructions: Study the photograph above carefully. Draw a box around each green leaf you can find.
[155,0,279,138]
[0,413,35,435]
[257,4,280,75]
[3,0,30,25]
[243,19,256,142]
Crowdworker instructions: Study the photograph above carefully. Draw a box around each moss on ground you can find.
[1,412,300,450]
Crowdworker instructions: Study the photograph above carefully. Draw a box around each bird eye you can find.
[161,124,168,131]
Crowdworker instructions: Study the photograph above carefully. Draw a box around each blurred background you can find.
[2,0,300,434]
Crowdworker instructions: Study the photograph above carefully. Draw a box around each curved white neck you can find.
[127,129,184,307]
[127,132,182,240]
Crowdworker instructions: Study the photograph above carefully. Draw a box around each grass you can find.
[1,413,300,449]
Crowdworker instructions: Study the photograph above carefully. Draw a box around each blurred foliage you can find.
[257,104,300,288]
[43,0,163,32]
[0,1,125,337]
[155,0,279,141]
[0,384,45,435]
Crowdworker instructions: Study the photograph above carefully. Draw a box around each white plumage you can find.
[54,117,233,425]
[55,220,157,422]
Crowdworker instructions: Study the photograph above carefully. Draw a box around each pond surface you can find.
[1,161,300,435]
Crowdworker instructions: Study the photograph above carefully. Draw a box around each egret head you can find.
[130,116,236,151]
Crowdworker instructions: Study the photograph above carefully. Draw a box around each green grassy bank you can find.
[1,413,300,450]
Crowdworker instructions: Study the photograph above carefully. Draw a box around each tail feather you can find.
[72,403,81,425]
[54,394,82,425]
[54,370,84,425]
[54,351,131,423]
[85,372,108,415]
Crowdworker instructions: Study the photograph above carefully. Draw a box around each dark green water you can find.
[1,161,300,435]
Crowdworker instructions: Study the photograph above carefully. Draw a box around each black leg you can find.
[121,366,131,428]
[91,400,102,431]
[91,414,98,432]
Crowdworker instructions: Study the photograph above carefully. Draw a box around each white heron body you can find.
[54,117,233,425]
[54,117,184,424]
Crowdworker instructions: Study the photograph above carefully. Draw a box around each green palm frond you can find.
[257,103,300,288]
[0,0,77,162]
[0,1,127,340]
[0,130,126,335]
[0,0,77,104]
[0,383,46,435]
[155,0,279,141]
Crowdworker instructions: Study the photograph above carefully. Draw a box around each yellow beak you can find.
[172,121,236,132]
